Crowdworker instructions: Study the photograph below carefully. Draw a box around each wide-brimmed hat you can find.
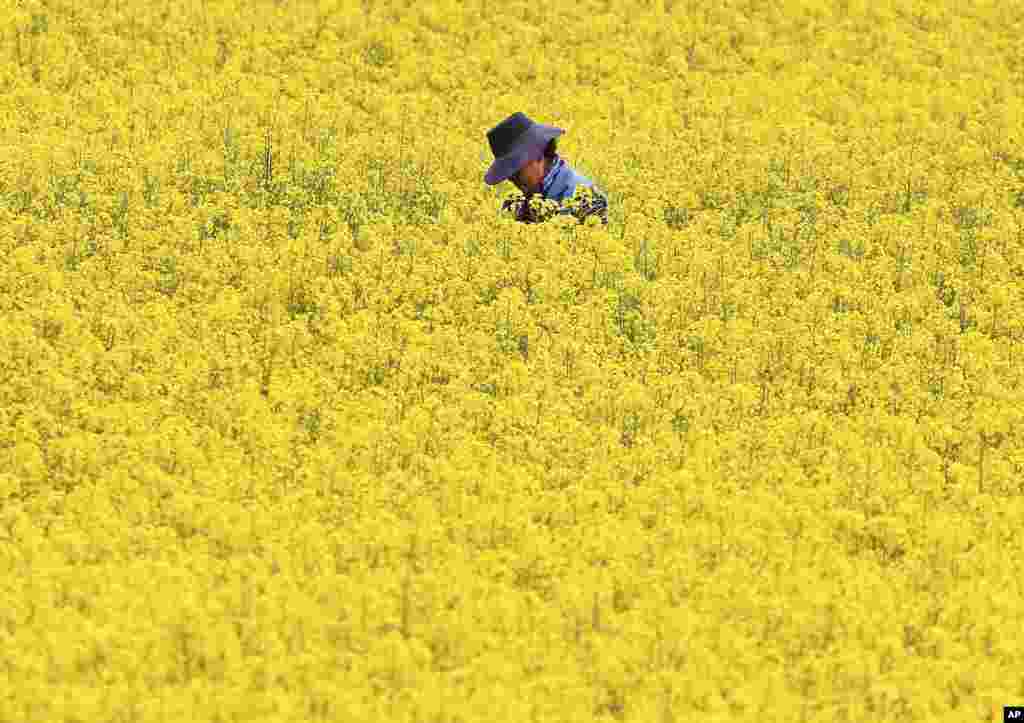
[484,112,564,186]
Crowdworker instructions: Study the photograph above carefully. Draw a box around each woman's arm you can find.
[564,185,608,225]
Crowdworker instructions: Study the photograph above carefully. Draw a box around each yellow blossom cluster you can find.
[1,0,1023,721]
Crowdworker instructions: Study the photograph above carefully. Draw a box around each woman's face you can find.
[511,156,547,195]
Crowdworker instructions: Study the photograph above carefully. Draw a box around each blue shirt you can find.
[501,155,608,225]
[542,156,595,202]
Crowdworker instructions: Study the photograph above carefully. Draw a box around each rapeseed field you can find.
[2,0,1023,721]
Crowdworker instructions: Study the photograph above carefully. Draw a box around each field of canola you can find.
[2,0,1024,721]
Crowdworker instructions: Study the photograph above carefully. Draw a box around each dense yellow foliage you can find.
[2,0,1023,721]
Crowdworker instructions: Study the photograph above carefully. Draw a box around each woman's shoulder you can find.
[566,166,607,200]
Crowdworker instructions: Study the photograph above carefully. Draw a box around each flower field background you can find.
[2,0,1024,720]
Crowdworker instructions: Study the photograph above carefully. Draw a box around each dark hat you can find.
[484,112,564,186]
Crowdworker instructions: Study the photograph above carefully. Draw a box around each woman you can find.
[484,112,608,225]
